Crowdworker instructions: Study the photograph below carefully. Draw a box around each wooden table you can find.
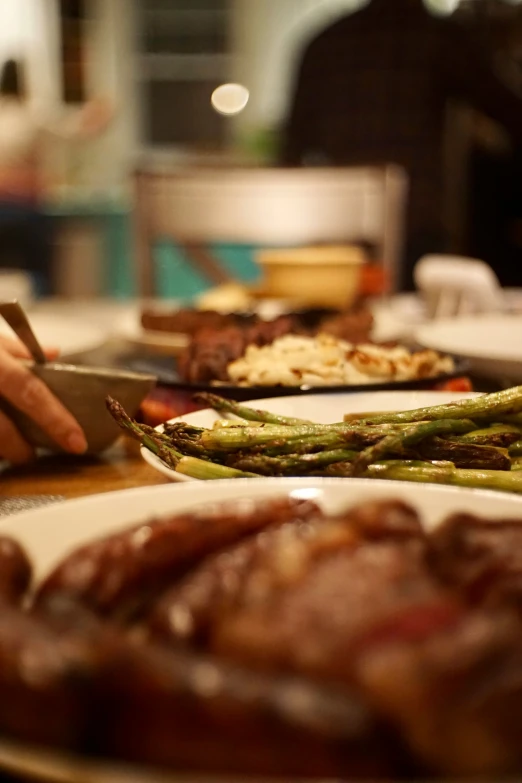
[0,437,170,500]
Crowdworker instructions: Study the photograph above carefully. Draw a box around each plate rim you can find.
[414,314,522,364]
[0,311,109,357]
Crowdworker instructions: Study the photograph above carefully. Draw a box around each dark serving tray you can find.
[119,355,470,402]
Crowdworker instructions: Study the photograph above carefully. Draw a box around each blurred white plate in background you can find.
[0,312,107,357]
[0,271,34,311]
[415,314,522,382]
[371,289,522,343]
[370,293,426,342]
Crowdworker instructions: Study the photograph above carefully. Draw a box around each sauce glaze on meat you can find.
[2,497,522,779]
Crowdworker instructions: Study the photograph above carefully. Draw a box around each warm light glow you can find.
[424,0,460,14]
[211,83,250,116]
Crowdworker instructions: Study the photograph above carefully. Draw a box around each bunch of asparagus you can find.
[106,386,522,492]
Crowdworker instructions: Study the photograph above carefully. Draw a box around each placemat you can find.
[0,495,65,517]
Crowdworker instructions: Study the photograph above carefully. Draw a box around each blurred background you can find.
[1,0,522,303]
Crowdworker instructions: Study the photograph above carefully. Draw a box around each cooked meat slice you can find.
[36,497,320,619]
[141,309,252,335]
[149,500,424,649]
[428,513,522,611]
[149,515,324,647]
[178,326,249,383]
[320,308,374,343]
[0,595,401,778]
[212,537,457,681]
[0,536,32,605]
[357,608,522,777]
[164,502,441,681]
[94,643,400,779]
[0,599,110,749]
[334,499,424,541]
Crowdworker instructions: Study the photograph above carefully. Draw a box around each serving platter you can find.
[125,353,469,401]
[0,476,521,783]
[140,390,479,482]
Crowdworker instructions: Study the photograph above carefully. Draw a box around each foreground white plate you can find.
[415,314,522,381]
[0,474,504,580]
[0,476,521,783]
[141,390,479,482]
[0,312,108,357]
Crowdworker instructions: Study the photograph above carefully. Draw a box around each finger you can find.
[43,347,60,361]
[0,352,87,454]
[0,336,31,360]
[0,410,34,464]
[0,336,60,361]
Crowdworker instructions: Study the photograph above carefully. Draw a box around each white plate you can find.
[141,390,480,482]
[0,476,522,783]
[32,299,177,351]
[370,293,426,342]
[371,290,522,343]
[0,312,108,357]
[415,314,522,381]
[0,474,501,580]
[114,300,186,353]
[115,309,190,353]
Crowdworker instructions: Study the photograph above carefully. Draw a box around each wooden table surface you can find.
[0,437,170,500]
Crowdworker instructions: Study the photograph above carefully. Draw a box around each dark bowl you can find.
[0,362,156,453]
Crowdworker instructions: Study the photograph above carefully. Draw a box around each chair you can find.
[133,165,408,298]
[414,255,505,319]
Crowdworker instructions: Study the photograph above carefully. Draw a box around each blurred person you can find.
[0,334,86,463]
[0,58,112,295]
[280,0,522,289]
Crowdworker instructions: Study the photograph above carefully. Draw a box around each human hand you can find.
[0,336,87,464]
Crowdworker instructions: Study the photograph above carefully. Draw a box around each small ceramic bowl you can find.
[256,245,365,309]
[0,362,156,454]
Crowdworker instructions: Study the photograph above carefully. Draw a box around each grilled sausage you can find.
[428,513,522,612]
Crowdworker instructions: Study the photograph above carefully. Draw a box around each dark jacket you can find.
[280,0,522,286]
